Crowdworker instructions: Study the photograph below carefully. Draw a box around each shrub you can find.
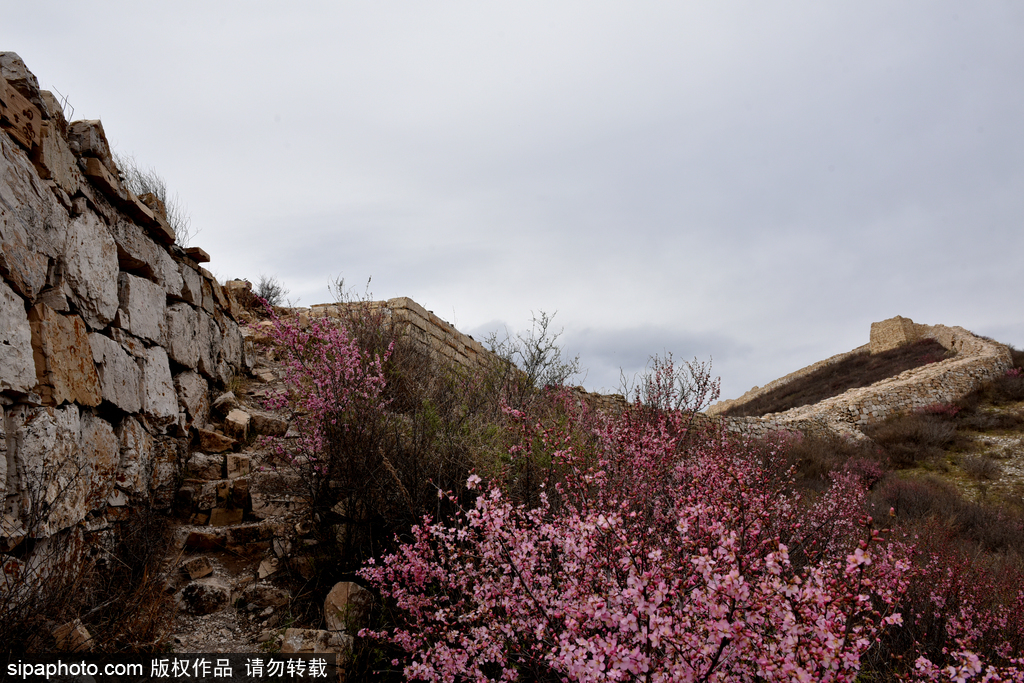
[484,311,581,405]
[254,274,289,307]
[962,454,1003,481]
[113,152,197,247]
[360,390,916,681]
[863,412,959,469]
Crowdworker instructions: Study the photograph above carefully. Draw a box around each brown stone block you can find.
[185,247,211,263]
[28,304,101,406]
[81,156,127,203]
[0,78,41,151]
[209,507,244,526]
[196,427,236,453]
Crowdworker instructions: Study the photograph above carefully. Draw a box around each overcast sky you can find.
[7,2,1023,400]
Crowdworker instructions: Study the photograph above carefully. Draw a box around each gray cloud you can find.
[6,1,1022,403]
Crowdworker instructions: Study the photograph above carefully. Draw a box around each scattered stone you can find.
[182,556,214,580]
[189,512,209,526]
[184,530,226,551]
[251,411,289,437]
[324,581,374,632]
[257,557,280,579]
[188,453,224,480]
[181,579,230,615]
[230,477,249,507]
[52,619,93,652]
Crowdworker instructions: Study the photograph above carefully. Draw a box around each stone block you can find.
[181,556,213,580]
[187,453,223,480]
[178,262,203,305]
[0,76,41,151]
[0,280,35,393]
[251,411,289,437]
[165,302,200,368]
[80,155,127,203]
[209,508,243,527]
[32,120,80,196]
[185,247,210,263]
[0,53,46,115]
[115,273,166,343]
[226,453,250,479]
[67,120,116,176]
[196,310,222,380]
[116,416,152,495]
[62,213,120,330]
[52,619,93,653]
[88,332,142,413]
[196,427,236,453]
[224,409,251,441]
[324,581,373,632]
[0,205,48,301]
[216,481,231,506]
[174,369,209,427]
[80,411,119,507]
[5,404,88,536]
[139,346,177,424]
[28,305,102,407]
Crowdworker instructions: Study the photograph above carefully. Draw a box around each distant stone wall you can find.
[712,317,1013,441]
[307,297,493,370]
[707,344,872,417]
[1,53,252,552]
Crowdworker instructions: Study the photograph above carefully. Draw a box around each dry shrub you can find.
[873,474,1024,555]
[961,454,1003,481]
[0,504,175,654]
[863,411,959,468]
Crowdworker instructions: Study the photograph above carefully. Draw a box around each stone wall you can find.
[307,297,493,370]
[711,317,1013,441]
[0,53,252,553]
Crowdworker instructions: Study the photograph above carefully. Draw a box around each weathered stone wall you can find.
[712,317,1013,441]
[0,53,252,553]
[707,344,872,417]
[870,315,919,354]
[308,297,493,370]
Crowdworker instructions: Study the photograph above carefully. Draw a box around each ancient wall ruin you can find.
[0,53,252,554]
[711,317,1013,441]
